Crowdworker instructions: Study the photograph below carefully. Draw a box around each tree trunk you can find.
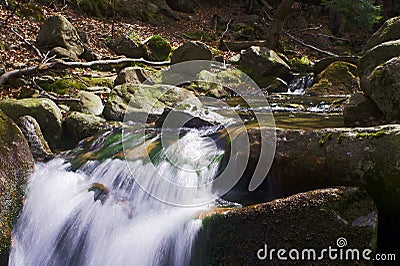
[267,0,294,50]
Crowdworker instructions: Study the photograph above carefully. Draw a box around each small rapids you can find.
[9,129,225,266]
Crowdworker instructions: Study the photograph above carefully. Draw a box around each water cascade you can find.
[9,128,226,266]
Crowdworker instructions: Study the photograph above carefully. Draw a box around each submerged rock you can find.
[0,111,34,263]
[0,98,62,148]
[88,183,109,204]
[307,61,359,96]
[199,187,377,265]
[36,15,84,60]
[17,115,54,162]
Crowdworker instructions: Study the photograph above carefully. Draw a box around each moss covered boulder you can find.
[361,57,400,122]
[307,61,359,96]
[364,16,400,52]
[103,84,200,121]
[229,125,400,248]
[68,91,104,116]
[199,187,377,265]
[359,40,400,77]
[0,111,34,263]
[343,93,385,126]
[0,98,62,148]
[144,35,172,62]
[107,35,147,59]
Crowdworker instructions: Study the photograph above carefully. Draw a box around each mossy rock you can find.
[103,84,200,121]
[359,39,400,77]
[64,111,117,144]
[145,35,172,62]
[307,61,359,96]
[0,111,34,263]
[37,76,113,95]
[364,16,400,52]
[0,98,62,148]
[288,56,313,73]
[362,56,400,122]
[170,41,212,65]
[199,187,377,265]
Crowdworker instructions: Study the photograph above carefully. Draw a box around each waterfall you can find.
[9,128,225,266]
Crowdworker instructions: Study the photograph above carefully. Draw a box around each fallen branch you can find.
[284,31,339,57]
[0,57,170,85]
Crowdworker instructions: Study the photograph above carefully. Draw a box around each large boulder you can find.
[361,57,400,122]
[103,84,200,121]
[0,98,62,148]
[364,16,400,52]
[36,15,84,60]
[228,125,400,247]
[343,93,385,126]
[358,40,400,77]
[307,61,359,96]
[0,111,34,263]
[237,46,290,88]
[170,41,212,65]
[199,187,377,265]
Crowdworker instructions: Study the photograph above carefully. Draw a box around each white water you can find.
[10,130,223,266]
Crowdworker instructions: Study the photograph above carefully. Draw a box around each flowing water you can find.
[9,128,226,266]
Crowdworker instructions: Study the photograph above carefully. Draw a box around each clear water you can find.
[9,129,223,266]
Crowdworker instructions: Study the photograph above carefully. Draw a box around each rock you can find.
[49,46,79,61]
[364,16,400,52]
[191,70,231,98]
[307,61,359,96]
[228,125,400,246]
[64,111,117,143]
[69,91,104,116]
[103,84,200,122]
[107,35,147,58]
[343,93,385,126]
[0,111,34,263]
[0,98,62,148]
[114,67,149,86]
[17,115,54,162]
[88,183,109,204]
[361,57,400,122]
[144,35,172,61]
[36,15,84,59]
[199,187,377,265]
[81,45,101,61]
[154,108,214,128]
[313,56,360,75]
[237,46,290,88]
[166,0,195,13]
[359,40,400,77]
[170,41,212,65]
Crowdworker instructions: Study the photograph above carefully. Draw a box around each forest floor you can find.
[0,0,372,73]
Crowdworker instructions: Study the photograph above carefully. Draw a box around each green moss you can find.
[146,35,172,61]
[289,56,312,73]
[319,132,333,147]
[356,131,386,138]
[337,133,345,144]
[39,76,113,95]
